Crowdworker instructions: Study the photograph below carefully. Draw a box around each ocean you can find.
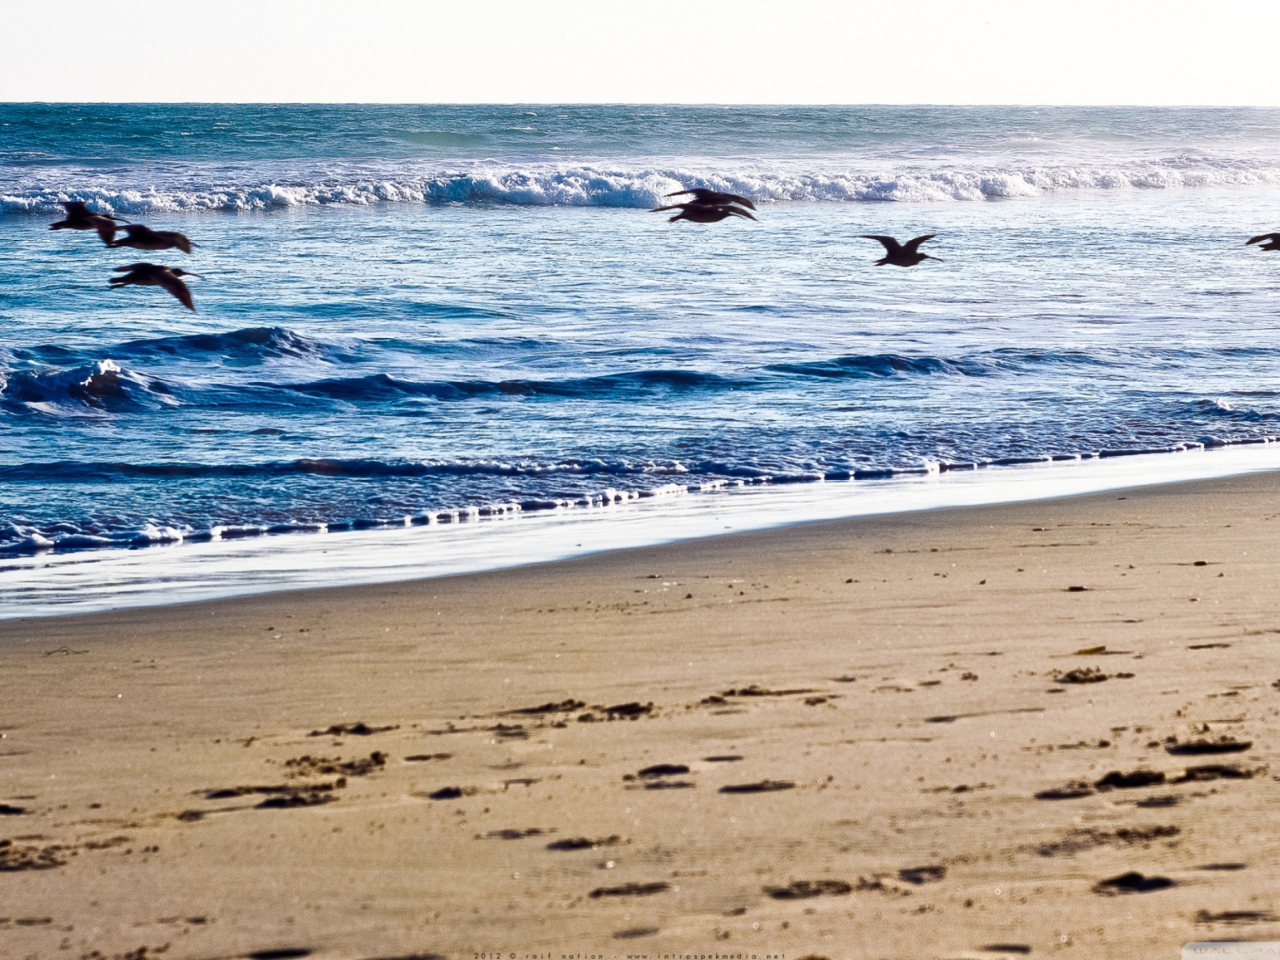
[3,104,1280,614]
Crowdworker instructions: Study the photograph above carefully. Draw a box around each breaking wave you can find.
[6,157,1280,215]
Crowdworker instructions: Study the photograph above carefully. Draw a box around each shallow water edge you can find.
[3,441,1278,621]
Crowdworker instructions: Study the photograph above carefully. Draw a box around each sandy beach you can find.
[2,470,1278,960]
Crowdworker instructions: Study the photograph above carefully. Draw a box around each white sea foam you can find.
[6,157,1280,215]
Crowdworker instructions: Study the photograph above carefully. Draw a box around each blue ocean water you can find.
[3,105,1280,561]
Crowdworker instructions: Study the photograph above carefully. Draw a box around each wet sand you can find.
[2,472,1279,960]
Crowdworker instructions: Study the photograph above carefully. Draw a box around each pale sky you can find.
[4,0,1280,105]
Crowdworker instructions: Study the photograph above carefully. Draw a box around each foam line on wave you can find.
[7,157,1280,214]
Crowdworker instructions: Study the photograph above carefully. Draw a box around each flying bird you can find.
[1247,233,1280,251]
[49,201,124,244]
[860,234,940,267]
[665,188,757,211]
[108,263,201,311]
[651,201,757,224]
[109,223,196,254]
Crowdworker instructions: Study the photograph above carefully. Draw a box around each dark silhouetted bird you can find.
[860,234,940,267]
[665,188,757,211]
[49,201,124,244]
[652,185,757,224]
[108,263,201,311]
[651,202,757,224]
[1247,233,1280,251]
[109,224,196,254]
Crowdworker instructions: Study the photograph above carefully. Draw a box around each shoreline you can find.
[2,468,1278,957]
[5,440,1280,620]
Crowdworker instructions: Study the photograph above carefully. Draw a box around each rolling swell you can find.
[281,369,739,402]
[0,360,175,412]
[0,347,1149,416]
[109,326,351,363]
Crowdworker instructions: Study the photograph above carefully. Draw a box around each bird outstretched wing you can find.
[92,217,118,244]
[722,207,757,220]
[861,235,904,254]
[650,204,684,213]
[667,189,758,210]
[61,201,91,217]
[157,272,195,311]
[113,263,158,272]
[1246,233,1280,245]
[903,235,937,254]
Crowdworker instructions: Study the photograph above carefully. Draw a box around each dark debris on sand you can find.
[505,699,586,715]
[636,763,690,779]
[477,828,546,840]
[1165,738,1252,756]
[898,865,946,885]
[613,928,660,940]
[1038,825,1179,857]
[1035,782,1095,800]
[0,838,66,871]
[1174,763,1257,782]
[720,685,818,697]
[547,835,621,851]
[285,752,387,778]
[1094,769,1166,790]
[720,780,795,794]
[199,781,343,810]
[308,722,398,737]
[601,702,655,719]
[1195,909,1278,924]
[764,879,853,899]
[589,882,670,898]
[1093,871,1177,895]
[1051,667,1134,684]
[425,786,475,801]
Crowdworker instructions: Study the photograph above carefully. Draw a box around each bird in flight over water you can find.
[108,263,201,311]
[652,186,757,224]
[1247,233,1280,251]
[651,202,757,224]
[49,201,125,244]
[109,224,196,254]
[860,234,940,267]
[664,188,757,211]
